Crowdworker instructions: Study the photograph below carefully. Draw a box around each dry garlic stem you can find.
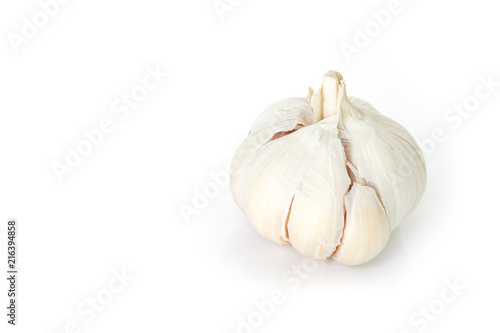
[230,71,426,265]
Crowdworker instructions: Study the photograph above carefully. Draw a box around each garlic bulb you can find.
[230,71,426,265]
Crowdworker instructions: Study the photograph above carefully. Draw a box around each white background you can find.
[1,0,499,332]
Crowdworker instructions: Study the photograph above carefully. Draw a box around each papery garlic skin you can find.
[230,71,426,265]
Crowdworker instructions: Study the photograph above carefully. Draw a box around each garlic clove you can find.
[338,90,426,229]
[240,130,319,243]
[230,97,314,211]
[285,75,351,258]
[285,124,351,258]
[332,182,391,265]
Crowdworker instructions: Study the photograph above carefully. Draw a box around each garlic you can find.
[230,71,426,265]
